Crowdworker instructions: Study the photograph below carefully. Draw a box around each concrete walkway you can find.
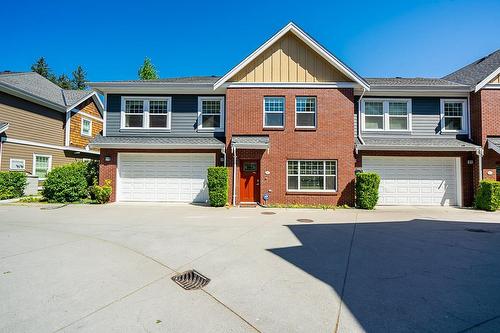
[0,204,499,332]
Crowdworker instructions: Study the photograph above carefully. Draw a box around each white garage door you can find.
[362,156,461,206]
[117,153,215,202]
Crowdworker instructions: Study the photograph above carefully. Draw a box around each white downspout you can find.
[0,137,4,171]
[232,145,237,206]
[221,147,226,167]
[477,148,484,181]
[357,88,366,145]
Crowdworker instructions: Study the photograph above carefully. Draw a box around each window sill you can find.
[286,191,338,196]
[119,128,172,133]
[263,127,285,131]
[294,127,316,131]
[197,128,224,133]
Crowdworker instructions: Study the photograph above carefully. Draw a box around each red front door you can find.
[240,160,260,202]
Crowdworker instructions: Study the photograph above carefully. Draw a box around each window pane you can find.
[296,113,315,127]
[325,161,336,175]
[299,161,323,175]
[365,102,383,115]
[288,176,299,190]
[389,117,408,130]
[35,156,49,178]
[202,115,220,128]
[150,100,168,114]
[264,97,285,112]
[445,117,462,131]
[365,116,384,129]
[125,114,143,127]
[82,119,91,134]
[265,113,283,127]
[296,97,316,112]
[125,100,144,113]
[326,176,336,190]
[300,176,324,190]
[288,161,298,175]
[444,102,463,117]
[388,102,408,115]
[202,100,221,115]
[150,115,168,128]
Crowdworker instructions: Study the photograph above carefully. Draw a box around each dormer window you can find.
[121,97,171,130]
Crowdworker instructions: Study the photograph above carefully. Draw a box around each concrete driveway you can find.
[0,204,499,333]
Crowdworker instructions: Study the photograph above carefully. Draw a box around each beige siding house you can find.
[0,72,103,180]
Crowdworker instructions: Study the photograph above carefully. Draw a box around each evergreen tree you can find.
[71,65,86,90]
[31,57,51,78]
[57,74,72,89]
[138,57,159,80]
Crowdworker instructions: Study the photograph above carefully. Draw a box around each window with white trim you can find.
[81,118,92,136]
[121,97,171,129]
[10,159,25,171]
[33,154,52,179]
[198,97,224,131]
[264,97,285,128]
[287,160,337,191]
[441,99,467,133]
[295,97,316,128]
[362,99,411,131]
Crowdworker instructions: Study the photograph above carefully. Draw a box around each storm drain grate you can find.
[261,211,276,215]
[465,228,493,233]
[172,270,210,290]
[297,218,314,223]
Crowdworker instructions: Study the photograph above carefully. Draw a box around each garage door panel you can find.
[363,156,459,206]
[117,153,214,203]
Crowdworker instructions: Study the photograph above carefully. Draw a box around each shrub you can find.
[42,163,88,202]
[475,180,500,211]
[207,167,228,207]
[356,172,381,210]
[83,160,99,187]
[90,179,112,204]
[0,171,27,200]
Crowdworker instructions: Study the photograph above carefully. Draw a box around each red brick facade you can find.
[470,89,500,181]
[99,149,223,202]
[225,87,356,206]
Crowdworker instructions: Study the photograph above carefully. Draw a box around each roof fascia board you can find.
[356,145,479,152]
[226,82,357,88]
[357,89,470,97]
[5,137,99,155]
[0,123,9,134]
[87,84,226,95]
[213,22,370,90]
[88,143,225,149]
[488,139,500,154]
[66,91,104,116]
[0,83,65,112]
[474,66,500,92]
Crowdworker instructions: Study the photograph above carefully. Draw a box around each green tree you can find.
[57,74,72,89]
[138,57,159,80]
[71,65,86,90]
[31,57,51,78]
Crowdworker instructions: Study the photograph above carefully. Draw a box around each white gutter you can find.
[88,143,225,150]
[357,88,366,145]
[232,145,237,206]
[477,148,484,181]
[358,145,479,152]
[0,137,4,171]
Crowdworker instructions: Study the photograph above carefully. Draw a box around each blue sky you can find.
[1,0,499,81]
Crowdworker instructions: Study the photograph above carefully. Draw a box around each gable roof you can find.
[443,49,500,92]
[0,72,103,114]
[213,22,369,90]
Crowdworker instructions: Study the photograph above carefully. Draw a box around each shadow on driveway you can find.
[268,219,500,332]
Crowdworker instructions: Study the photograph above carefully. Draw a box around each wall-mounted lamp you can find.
[467,160,474,165]
[104,156,112,162]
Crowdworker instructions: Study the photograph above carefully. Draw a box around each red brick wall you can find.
[99,149,223,202]
[357,151,476,207]
[226,87,356,206]
[471,89,500,181]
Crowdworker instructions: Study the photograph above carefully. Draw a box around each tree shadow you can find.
[268,219,500,332]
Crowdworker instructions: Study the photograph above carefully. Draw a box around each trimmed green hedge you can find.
[0,171,27,200]
[207,167,228,207]
[475,180,500,211]
[42,162,89,203]
[356,172,381,210]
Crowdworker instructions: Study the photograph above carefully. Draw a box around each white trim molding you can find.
[213,22,370,90]
[263,96,286,129]
[440,98,469,134]
[0,122,9,134]
[295,96,317,129]
[81,117,92,137]
[226,82,357,89]
[474,66,500,92]
[32,153,52,180]
[5,138,99,155]
[197,96,225,132]
[120,96,172,131]
[89,142,225,150]
[286,160,338,192]
[361,98,412,132]
[71,109,103,122]
[9,158,25,171]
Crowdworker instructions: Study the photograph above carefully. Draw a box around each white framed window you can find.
[287,160,337,192]
[81,118,92,136]
[440,99,468,133]
[361,98,412,131]
[197,96,225,132]
[295,96,316,128]
[120,97,171,130]
[263,97,285,128]
[9,159,25,171]
[33,154,52,179]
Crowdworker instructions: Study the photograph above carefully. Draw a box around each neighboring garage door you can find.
[362,156,461,206]
[117,153,215,202]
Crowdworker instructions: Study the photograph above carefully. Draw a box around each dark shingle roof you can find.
[89,76,221,85]
[443,49,500,86]
[365,77,466,87]
[232,136,270,145]
[90,135,224,147]
[358,137,479,151]
[0,72,94,109]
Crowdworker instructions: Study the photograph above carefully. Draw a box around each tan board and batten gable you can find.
[230,32,351,83]
[489,73,500,84]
